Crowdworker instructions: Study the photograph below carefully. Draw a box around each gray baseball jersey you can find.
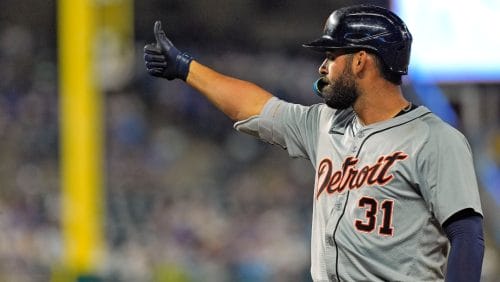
[235,97,483,282]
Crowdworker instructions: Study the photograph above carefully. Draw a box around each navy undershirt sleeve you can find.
[443,209,484,282]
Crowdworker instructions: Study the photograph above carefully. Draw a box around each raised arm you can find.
[144,21,273,121]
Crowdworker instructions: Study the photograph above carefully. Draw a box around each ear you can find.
[351,51,368,76]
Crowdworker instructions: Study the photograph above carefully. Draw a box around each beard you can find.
[319,66,360,110]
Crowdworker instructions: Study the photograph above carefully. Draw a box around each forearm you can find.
[144,21,273,121]
[186,60,273,121]
[444,211,484,282]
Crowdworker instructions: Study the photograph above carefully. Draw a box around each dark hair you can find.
[346,50,403,85]
[371,54,403,85]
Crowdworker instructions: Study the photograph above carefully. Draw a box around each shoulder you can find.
[418,111,469,147]
[414,108,472,158]
[272,99,334,122]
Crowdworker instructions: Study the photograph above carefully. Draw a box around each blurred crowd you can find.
[103,48,322,281]
[0,0,500,281]
[0,22,322,281]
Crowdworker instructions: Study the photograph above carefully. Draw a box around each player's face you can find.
[318,52,360,110]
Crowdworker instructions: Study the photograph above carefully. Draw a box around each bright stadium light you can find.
[392,0,500,83]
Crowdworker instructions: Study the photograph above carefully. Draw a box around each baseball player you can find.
[144,5,484,282]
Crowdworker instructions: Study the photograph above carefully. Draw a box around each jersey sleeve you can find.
[234,97,322,160]
[416,121,483,225]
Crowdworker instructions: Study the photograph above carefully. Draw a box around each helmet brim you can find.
[303,37,379,55]
[302,37,370,53]
[302,37,344,52]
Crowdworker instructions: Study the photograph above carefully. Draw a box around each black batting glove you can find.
[144,21,193,81]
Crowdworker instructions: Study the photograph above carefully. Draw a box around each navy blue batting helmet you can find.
[303,5,412,75]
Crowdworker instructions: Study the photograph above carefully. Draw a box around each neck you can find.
[353,82,409,125]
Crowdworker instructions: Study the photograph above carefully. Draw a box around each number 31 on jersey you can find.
[354,196,395,236]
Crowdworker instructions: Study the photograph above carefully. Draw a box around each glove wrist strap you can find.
[177,52,194,81]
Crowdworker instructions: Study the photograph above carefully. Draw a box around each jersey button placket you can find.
[352,130,365,152]
[328,236,334,246]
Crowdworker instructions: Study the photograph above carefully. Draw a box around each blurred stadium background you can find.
[0,0,498,281]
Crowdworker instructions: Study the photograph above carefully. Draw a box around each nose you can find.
[318,58,328,75]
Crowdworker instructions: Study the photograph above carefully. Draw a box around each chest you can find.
[313,126,420,201]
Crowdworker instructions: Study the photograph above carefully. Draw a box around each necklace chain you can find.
[353,102,413,128]
[402,102,412,112]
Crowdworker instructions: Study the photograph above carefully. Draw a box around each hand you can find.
[144,21,193,81]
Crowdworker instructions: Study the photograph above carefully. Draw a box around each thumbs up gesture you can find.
[144,21,193,81]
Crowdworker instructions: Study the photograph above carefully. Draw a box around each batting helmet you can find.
[303,5,412,75]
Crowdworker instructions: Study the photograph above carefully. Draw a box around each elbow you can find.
[228,100,269,121]
[229,110,254,122]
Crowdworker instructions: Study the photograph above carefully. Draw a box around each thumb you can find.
[154,21,167,48]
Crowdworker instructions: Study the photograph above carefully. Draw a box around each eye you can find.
[326,53,337,61]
